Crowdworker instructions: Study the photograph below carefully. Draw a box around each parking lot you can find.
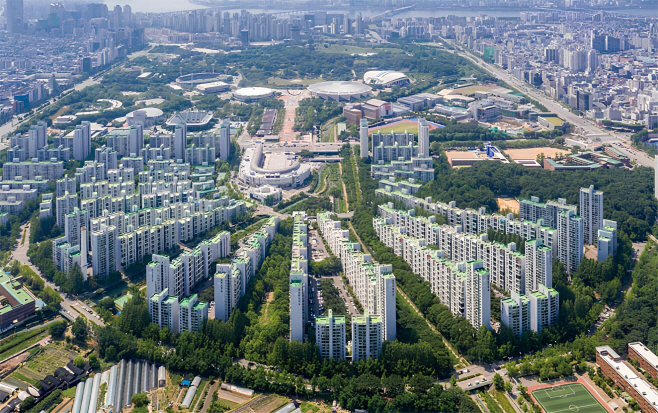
[309,230,329,261]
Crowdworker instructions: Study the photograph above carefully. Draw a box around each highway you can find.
[0,46,152,150]
[12,223,105,327]
[441,40,658,168]
[448,43,618,141]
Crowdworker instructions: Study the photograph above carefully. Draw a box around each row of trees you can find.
[416,159,658,241]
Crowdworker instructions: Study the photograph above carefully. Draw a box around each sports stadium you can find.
[363,71,410,87]
[308,81,372,101]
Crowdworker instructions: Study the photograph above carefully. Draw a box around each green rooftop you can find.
[0,273,36,314]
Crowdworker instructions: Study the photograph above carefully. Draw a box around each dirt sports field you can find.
[496,198,519,214]
[504,147,569,160]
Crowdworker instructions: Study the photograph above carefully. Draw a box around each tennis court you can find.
[533,383,608,413]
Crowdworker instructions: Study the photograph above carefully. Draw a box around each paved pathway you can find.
[198,381,219,413]
[12,224,104,327]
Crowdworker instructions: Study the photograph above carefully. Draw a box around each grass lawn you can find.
[532,383,608,413]
[479,391,504,413]
[217,398,240,409]
[0,325,50,360]
[61,387,77,398]
[369,121,419,135]
[319,44,381,54]
[266,77,323,87]
[493,390,516,413]
[300,401,322,413]
[11,371,38,385]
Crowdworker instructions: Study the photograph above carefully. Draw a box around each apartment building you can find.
[318,212,396,343]
[596,346,658,412]
[290,279,305,342]
[149,289,180,333]
[580,185,604,245]
[2,159,64,181]
[90,224,120,278]
[557,209,584,274]
[316,310,346,360]
[290,211,310,342]
[179,294,208,333]
[214,264,241,322]
[352,311,383,362]
[374,216,526,295]
[525,239,552,294]
[598,219,618,262]
[501,292,530,337]
[370,121,435,183]
[519,196,575,229]
[214,217,279,322]
[466,261,491,330]
[528,284,560,333]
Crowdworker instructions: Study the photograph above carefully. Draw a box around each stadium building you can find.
[308,81,372,102]
[233,87,274,103]
[363,71,410,87]
[238,143,311,188]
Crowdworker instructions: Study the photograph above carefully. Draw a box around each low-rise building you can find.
[596,346,658,412]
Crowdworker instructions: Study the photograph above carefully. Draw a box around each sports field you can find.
[532,383,609,413]
[368,118,443,135]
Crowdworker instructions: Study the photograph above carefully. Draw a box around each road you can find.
[443,42,658,168]
[0,48,148,149]
[449,44,617,140]
[12,223,105,327]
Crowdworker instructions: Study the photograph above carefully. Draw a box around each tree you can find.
[504,381,513,393]
[536,152,545,165]
[19,396,35,411]
[73,355,85,368]
[49,320,67,339]
[71,317,87,342]
[131,393,150,408]
[89,353,101,371]
[116,294,151,337]
[493,373,505,391]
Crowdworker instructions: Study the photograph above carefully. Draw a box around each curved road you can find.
[12,223,105,327]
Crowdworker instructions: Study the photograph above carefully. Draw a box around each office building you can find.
[6,0,23,33]
[0,272,36,328]
[351,311,383,361]
[580,185,604,245]
[316,310,346,360]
